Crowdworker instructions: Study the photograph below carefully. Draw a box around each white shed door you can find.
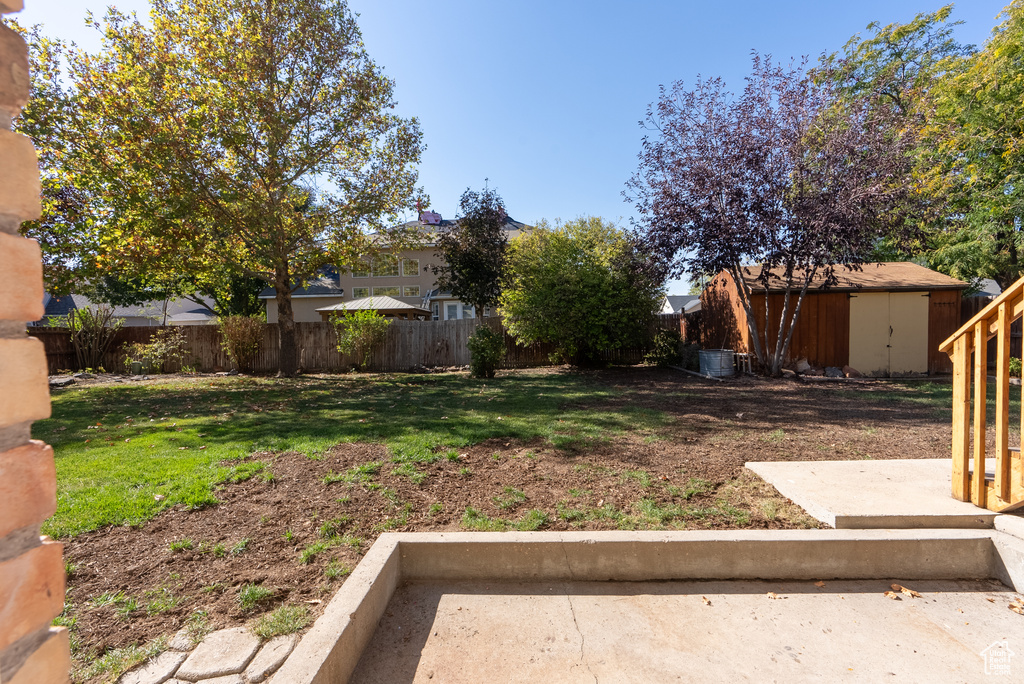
[888,292,929,375]
[849,293,891,377]
[848,292,929,377]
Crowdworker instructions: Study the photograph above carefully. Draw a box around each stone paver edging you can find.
[116,627,296,684]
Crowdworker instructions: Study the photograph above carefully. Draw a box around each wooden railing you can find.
[939,278,1024,512]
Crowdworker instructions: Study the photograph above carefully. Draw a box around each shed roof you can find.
[315,295,430,315]
[739,262,968,293]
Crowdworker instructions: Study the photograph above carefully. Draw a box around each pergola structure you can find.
[316,295,431,322]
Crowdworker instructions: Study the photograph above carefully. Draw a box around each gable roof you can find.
[738,262,968,293]
[664,295,700,313]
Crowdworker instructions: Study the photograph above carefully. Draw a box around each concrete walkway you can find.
[746,458,1001,529]
[351,578,1019,683]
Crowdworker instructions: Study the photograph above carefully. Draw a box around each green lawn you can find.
[36,372,667,538]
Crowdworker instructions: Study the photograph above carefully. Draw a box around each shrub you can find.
[467,324,505,378]
[1011,357,1022,378]
[644,328,683,367]
[680,340,701,371]
[500,217,663,366]
[56,306,124,370]
[219,315,264,371]
[123,326,191,372]
[332,308,391,370]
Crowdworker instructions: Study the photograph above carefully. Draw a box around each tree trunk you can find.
[274,265,298,377]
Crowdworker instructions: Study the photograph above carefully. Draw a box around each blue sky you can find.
[13,0,1011,292]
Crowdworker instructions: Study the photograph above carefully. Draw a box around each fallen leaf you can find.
[987,598,996,603]
[1010,600,1024,616]
[814,581,826,588]
[304,599,323,604]
[199,445,207,450]
[766,592,781,600]
[892,584,922,598]
[701,596,712,606]
[124,438,130,442]
[883,591,902,601]
[154,494,165,501]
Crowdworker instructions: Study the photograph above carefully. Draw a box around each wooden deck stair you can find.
[940,277,1024,512]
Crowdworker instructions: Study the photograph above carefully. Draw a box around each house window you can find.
[372,256,399,277]
[432,303,439,320]
[445,303,459,320]
[352,287,369,299]
[403,286,420,297]
[373,286,401,296]
[464,305,475,318]
[402,259,420,276]
[351,261,370,278]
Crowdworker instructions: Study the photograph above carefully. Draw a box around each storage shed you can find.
[700,262,968,376]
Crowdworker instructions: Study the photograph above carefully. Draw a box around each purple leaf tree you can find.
[627,54,920,376]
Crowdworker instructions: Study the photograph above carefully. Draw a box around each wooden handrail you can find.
[943,273,1024,513]
[939,278,1024,353]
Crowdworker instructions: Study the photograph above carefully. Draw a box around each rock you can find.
[215,372,230,376]
[803,367,824,376]
[48,376,75,388]
[117,649,187,684]
[167,628,194,652]
[842,365,862,378]
[227,369,239,376]
[794,358,812,373]
[174,628,260,682]
[244,635,298,682]
[72,372,95,379]
[824,366,844,378]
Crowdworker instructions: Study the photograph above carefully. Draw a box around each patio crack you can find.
[561,541,598,683]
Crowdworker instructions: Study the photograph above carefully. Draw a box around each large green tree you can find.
[500,217,662,366]
[811,5,974,274]
[17,0,424,375]
[917,1,1024,290]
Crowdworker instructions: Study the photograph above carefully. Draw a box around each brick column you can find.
[0,1,71,682]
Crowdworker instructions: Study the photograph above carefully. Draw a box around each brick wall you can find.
[0,1,71,682]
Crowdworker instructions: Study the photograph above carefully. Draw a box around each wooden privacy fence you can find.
[30,313,689,375]
[962,295,1023,364]
[940,280,1024,513]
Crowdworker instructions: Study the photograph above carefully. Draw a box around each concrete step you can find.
[746,459,999,529]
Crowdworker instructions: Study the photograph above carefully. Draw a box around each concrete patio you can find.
[268,528,1024,683]
[351,577,1018,683]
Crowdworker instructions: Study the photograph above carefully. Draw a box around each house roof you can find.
[258,267,344,299]
[315,295,430,315]
[39,293,218,323]
[663,295,700,313]
[738,262,968,293]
